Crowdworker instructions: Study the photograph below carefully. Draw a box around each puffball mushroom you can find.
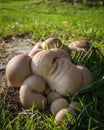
[51,98,69,115]
[47,91,63,104]
[20,75,46,93]
[6,54,31,87]
[29,37,62,57]
[19,75,47,109]
[76,65,93,88]
[41,37,62,49]
[68,40,91,55]
[55,108,76,125]
[31,48,93,96]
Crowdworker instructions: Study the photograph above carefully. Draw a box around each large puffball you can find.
[6,54,31,87]
[31,49,82,96]
[76,65,93,88]
[19,76,47,110]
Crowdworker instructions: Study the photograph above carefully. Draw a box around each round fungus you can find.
[31,48,93,96]
[51,98,69,115]
[6,54,31,87]
[19,78,47,110]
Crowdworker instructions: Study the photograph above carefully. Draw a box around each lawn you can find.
[0,0,104,130]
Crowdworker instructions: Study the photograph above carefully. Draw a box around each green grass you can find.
[0,0,104,130]
[0,0,104,43]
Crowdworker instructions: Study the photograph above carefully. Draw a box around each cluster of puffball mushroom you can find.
[6,37,93,125]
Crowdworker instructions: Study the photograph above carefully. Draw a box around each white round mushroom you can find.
[51,98,69,115]
[19,77,47,110]
[6,54,31,87]
[55,107,76,125]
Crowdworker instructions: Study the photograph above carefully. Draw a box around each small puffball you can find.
[47,91,63,104]
[6,54,31,87]
[76,65,93,88]
[29,43,43,57]
[68,40,91,54]
[69,102,81,112]
[21,75,46,93]
[51,98,69,115]
[55,108,76,125]
[19,83,47,110]
[41,37,62,49]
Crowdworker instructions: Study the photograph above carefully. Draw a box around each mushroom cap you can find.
[29,43,43,57]
[31,48,69,78]
[69,102,82,112]
[47,91,62,104]
[41,37,62,49]
[55,107,76,125]
[6,54,31,87]
[76,65,93,88]
[19,82,47,110]
[51,98,69,115]
[21,74,46,93]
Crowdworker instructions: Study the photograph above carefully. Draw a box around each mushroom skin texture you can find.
[69,102,82,112]
[20,74,46,93]
[29,43,43,57]
[31,49,82,96]
[51,98,69,115]
[68,40,91,55]
[47,91,63,104]
[6,54,31,87]
[31,49,70,78]
[54,108,76,125]
[41,37,62,49]
[19,77,47,110]
[76,65,93,88]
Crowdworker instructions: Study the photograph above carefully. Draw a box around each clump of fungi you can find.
[6,37,93,125]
